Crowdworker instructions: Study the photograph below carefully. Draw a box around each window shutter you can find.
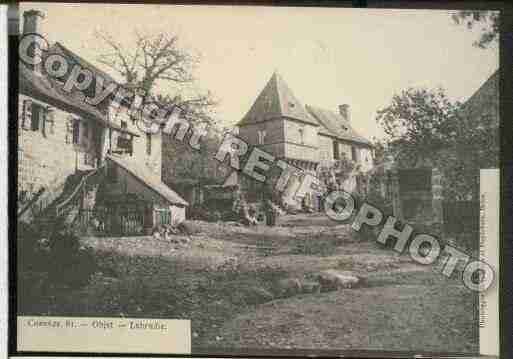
[65,116,74,143]
[41,109,47,136]
[72,119,80,145]
[46,108,55,135]
[31,105,40,131]
[22,99,32,130]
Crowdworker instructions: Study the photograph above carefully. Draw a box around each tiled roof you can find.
[305,105,372,146]
[107,155,189,206]
[461,69,499,118]
[19,61,139,137]
[237,72,319,126]
[51,42,117,84]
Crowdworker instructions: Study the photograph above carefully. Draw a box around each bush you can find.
[17,220,98,311]
[48,230,97,288]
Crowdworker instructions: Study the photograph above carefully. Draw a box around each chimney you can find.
[23,9,45,35]
[22,10,45,75]
[338,104,350,122]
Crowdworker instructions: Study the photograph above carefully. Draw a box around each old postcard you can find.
[11,2,501,356]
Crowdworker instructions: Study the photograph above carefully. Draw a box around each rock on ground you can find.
[317,270,361,291]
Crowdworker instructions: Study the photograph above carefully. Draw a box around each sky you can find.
[20,3,499,140]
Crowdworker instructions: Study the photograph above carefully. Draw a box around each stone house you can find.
[17,9,188,235]
[237,72,373,208]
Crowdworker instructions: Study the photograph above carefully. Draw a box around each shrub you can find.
[17,221,98,301]
[48,230,97,288]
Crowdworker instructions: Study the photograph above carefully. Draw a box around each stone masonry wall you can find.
[107,105,162,179]
[18,94,98,202]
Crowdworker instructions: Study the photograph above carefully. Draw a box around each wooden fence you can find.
[78,206,172,236]
[78,207,145,236]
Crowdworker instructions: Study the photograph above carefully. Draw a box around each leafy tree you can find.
[376,87,460,167]
[452,10,499,48]
[376,87,498,201]
[162,126,231,185]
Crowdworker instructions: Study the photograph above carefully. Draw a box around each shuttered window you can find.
[333,141,340,160]
[22,100,55,137]
[30,103,43,131]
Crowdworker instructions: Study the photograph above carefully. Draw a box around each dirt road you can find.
[79,213,478,354]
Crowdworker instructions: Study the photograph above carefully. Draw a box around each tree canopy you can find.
[452,10,499,48]
[376,86,498,200]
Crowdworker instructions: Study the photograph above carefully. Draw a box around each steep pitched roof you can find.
[107,155,188,207]
[19,61,106,121]
[461,69,499,120]
[51,42,117,85]
[305,105,372,146]
[237,72,318,126]
[19,58,139,137]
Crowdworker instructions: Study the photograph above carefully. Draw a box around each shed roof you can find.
[107,155,189,207]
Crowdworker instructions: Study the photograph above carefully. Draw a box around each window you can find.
[72,120,80,144]
[333,141,340,160]
[22,100,54,135]
[257,130,266,145]
[117,133,133,155]
[21,100,32,130]
[30,103,44,131]
[43,108,55,136]
[107,165,117,183]
[351,146,357,161]
[83,122,89,138]
[146,133,152,155]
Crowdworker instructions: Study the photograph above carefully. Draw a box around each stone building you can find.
[17,9,188,235]
[237,72,373,207]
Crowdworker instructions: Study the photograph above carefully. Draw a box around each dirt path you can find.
[81,214,478,354]
[200,266,477,353]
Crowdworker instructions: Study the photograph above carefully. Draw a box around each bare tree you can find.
[95,30,217,124]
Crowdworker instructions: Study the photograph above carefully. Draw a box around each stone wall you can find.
[318,133,373,172]
[283,120,318,148]
[238,119,284,150]
[387,167,444,227]
[107,104,162,179]
[18,94,98,201]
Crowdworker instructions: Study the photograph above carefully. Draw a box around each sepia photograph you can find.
[11,2,500,355]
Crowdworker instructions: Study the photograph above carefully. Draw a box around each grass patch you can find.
[21,248,289,347]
